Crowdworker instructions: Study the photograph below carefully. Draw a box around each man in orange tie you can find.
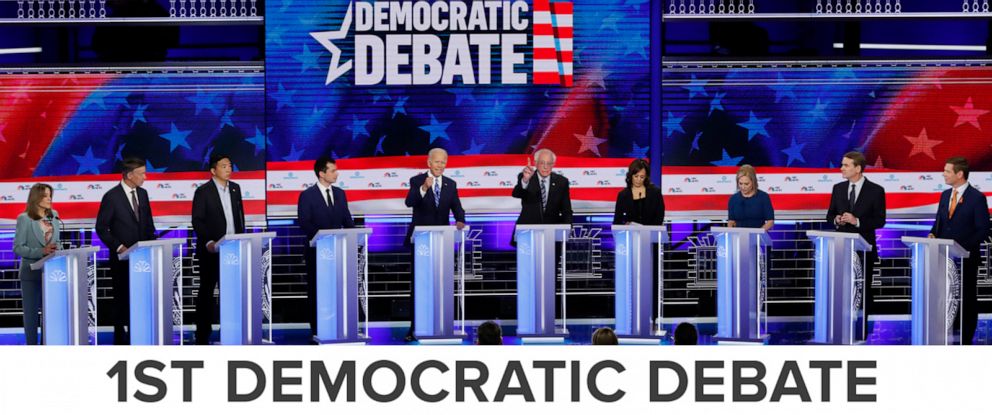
[929,157,990,345]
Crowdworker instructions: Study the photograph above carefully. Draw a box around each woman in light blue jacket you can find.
[13,183,60,345]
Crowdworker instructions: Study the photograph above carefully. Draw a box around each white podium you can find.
[310,228,373,344]
[216,232,276,345]
[515,224,571,343]
[120,238,185,345]
[612,224,668,343]
[711,227,771,343]
[412,225,469,344]
[31,246,100,345]
[902,236,970,345]
[807,230,871,345]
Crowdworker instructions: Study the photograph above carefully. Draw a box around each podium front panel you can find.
[316,234,360,342]
[413,228,456,338]
[41,256,72,345]
[613,229,654,337]
[516,229,557,336]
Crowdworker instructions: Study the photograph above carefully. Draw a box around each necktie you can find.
[433,178,440,206]
[540,178,548,210]
[130,190,140,222]
[848,184,856,212]
[949,188,959,218]
[325,188,334,208]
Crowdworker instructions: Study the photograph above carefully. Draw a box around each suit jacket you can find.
[613,186,665,225]
[95,183,157,260]
[513,172,573,225]
[191,179,247,256]
[297,184,355,243]
[13,210,62,282]
[825,178,886,247]
[404,173,466,244]
[930,184,990,253]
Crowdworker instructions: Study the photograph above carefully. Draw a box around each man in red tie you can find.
[929,157,990,345]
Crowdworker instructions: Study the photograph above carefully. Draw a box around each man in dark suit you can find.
[298,157,355,342]
[826,151,886,340]
[403,148,466,342]
[191,154,246,345]
[95,157,157,345]
[512,148,573,245]
[929,157,990,345]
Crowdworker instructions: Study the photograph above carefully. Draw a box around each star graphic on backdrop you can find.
[950,97,989,130]
[574,126,607,157]
[308,107,328,129]
[520,119,534,138]
[282,143,304,161]
[463,139,486,155]
[709,92,726,115]
[599,13,622,32]
[622,32,649,60]
[663,112,686,138]
[631,142,649,159]
[375,135,386,155]
[738,111,771,141]
[82,91,125,110]
[268,24,288,46]
[369,88,392,104]
[219,109,236,129]
[130,104,148,127]
[781,137,807,166]
[690,131,703,153]
[419,115,451,144]
[624,0,649,10]
[446,88,476,106]
[808,99,829,122]
[71,146,106,175]
[271,83,297,111]
[146,161,167,173]
[582,66,611,90]
[347,115,370,140]
[393,96,409,118]
[245,127,271,155]
[489,100,508,122]
[186,88,221,116]
[841,120,858,140]
[904,128,942,160]
[711,149,743,167]
[310,4,354,84]
[160,123,192,152]
[769,73,796,103]
[294,44,322,73]
[683,74,708,100]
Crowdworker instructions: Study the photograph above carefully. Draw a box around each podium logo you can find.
[132,261,152,273]
[416,245,431,257]
[616,243,628,257]
[518,241,532,256]
[319,248,334,261]
[224,254,240,265]
[716,245,727,259]
[47,270,68,283]
[311,1,575,86]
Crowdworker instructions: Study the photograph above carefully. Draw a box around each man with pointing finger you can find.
[403,148,466,342]
[512,148,573,246]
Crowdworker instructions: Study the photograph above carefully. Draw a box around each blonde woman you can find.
[12,183,61,345]
[727,165,774,230]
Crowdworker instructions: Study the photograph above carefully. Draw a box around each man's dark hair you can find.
[674,322,698,345]
[843,151,867,174]
[314,156,336,178]
[209,154,231,170]
[946,156,970,180]
[121,157,146,180]
[476,321,503,345]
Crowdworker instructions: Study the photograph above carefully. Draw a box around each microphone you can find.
[46,211,63,251]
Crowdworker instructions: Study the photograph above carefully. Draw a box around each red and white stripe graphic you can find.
[533,0,573,86]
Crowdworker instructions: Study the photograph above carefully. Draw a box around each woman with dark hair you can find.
[591,327,619,345]
[612,159,665,225]
[12,183,60,345]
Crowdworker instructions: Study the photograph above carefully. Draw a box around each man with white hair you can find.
[512,148,573,246]
[403,148,466,342]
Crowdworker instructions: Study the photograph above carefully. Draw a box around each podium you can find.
[711,227,771,343]
[31,246,100,345]
[412,225,469,344]
[612,224,668,343]
[902,236,970,345]
[807,230,871,345]
[216,232,276,345]
[310,228,373,344]
[120,239,185,345]
[515,224,571,343]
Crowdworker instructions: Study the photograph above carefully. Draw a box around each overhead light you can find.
[0,47,43,55]
[832,42,986,52]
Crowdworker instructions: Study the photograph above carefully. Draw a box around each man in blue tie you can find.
[298,157,355,343]
[929,157,990,345]
[403,148,466,342]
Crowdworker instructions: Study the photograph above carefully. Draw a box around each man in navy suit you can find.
[512,148,573,246]
[191,154,246,345]
[298,156,355,342]
[929,157,990,345]
[403,148,466,342]
[95,157,158,345]
[826,151,886,340]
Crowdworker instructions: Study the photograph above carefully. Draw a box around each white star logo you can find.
[310,3,354,85]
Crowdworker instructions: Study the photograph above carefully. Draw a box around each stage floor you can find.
[2,316,991,345]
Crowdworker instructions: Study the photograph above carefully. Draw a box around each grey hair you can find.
[534,148,556,163]
[428,147,448,159]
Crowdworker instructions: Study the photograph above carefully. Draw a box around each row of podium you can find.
[32,225,969,346]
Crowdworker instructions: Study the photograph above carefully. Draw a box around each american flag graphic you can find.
[533,0,574,86]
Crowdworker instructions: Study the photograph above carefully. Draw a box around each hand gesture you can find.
[521,158,535,183]
[43,243,57,255]
[422,174,435,192]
